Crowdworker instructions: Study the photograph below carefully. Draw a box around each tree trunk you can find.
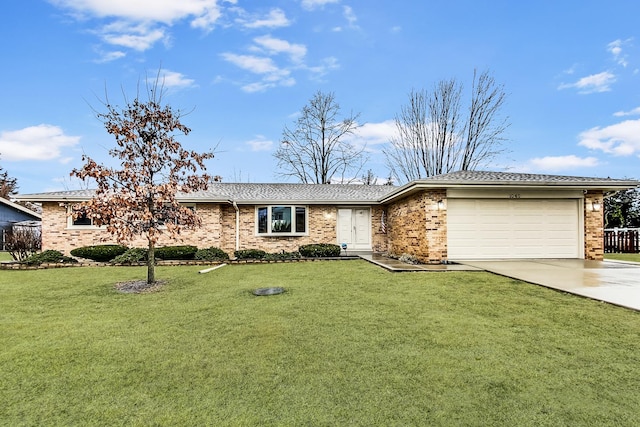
[147,240,155,284]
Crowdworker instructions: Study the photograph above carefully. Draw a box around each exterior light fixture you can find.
[591,201,602,212]
[437,200,445,210]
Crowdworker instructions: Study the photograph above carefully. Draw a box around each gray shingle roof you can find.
[15,171,639,205]
[16,183,397,204]
[183,183,397,203]
[419,170,637,185]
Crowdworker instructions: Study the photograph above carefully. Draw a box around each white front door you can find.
[337,208,371,251]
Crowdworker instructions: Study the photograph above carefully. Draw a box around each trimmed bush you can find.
[155,245,198,260]
[70,245,128,262]
[23,250,78,266]
[111,248,147,264]
[234,249,267,260]
[263,251,301,261]
[299,243,342,258]
[194,247,230,261]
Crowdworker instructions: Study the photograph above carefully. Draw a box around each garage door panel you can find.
[447,199,580,259]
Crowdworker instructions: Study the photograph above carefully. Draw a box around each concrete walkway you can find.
[358,253,481,272]
[459,259,640,311]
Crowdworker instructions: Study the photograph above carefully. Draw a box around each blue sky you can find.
[1,0,640,193]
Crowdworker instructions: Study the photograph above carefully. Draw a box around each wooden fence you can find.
[604,228,640,253]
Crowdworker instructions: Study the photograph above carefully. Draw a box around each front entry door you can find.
[337,208,371,251]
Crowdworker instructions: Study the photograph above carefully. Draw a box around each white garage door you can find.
[447,198,581,260]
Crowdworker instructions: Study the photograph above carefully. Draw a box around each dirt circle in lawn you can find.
[115,280,167,294]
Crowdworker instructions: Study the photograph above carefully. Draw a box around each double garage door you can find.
[447,198,582,260]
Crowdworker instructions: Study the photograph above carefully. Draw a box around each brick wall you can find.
[371,206,388,253]
[386,189,447,263]
[41,202,364,256]
[42,202,227,255]
[221,204,339,253]
[584,191,605,260]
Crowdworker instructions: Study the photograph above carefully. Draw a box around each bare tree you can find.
[6,226,41,261]
[274,90,366,184]
[385,70,509,183]
[361,169,376,185]
[72,77,214,284]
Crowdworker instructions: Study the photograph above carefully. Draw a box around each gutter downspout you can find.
[228,200,240,251]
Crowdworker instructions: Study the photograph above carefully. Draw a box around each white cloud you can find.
[607,38,632,67]
[307,56,340,80]
[221,16,338,91]
[301,0,340,11]
[528,155,599,171]
[344,120,396,151]
[343,6,357,27]
[332,5,358,32]
[239,8,290,29]
[101,24,167,51]
[221,53,280,74]
[245,136,273,151]
[153,70,196,89]
[50,0,224,25]
[93,49,126,63]
[190,5,223,31]
[613,106,640,117]
[252,35,307,62]
[50,0,227,51]
[558,71,616,94]
[221,53,295,92]
[0,124,80,161]
[578,119,640,156]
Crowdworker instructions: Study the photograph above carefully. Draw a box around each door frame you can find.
[336,207,372,251]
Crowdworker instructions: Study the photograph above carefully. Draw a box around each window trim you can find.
[255,205,308,236]
[67,205,99,229]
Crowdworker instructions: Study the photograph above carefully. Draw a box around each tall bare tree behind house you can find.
[274,90,367,184]
[384,70,509,183]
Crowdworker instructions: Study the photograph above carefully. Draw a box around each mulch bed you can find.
[115,280,167,294]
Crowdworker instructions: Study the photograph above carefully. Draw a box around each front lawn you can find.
[605,253,640,263]
[1,261,639,426]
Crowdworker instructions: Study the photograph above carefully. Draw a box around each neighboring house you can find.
[0,197,42,250]
[15,171,638,262]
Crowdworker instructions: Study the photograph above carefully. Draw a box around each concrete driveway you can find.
[459,259,640,311]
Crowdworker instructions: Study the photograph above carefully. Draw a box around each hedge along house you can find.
[16,171,638,262]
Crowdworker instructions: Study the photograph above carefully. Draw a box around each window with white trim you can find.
[257,206,307,235]
[68,205,95,228]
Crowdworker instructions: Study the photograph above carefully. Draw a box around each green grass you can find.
[0,251,14,262]
[605,253,640,262]
[1,261,639,426]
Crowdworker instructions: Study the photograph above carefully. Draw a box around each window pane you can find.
[73,215,92,226]
[271,206,291,233]
[258,207,268,234]
[72,207,92,226]
[295,207,306,233]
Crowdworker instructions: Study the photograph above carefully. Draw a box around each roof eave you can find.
[0,198,42,219]
[14,195,90,203]
[203,199,380,205]
[380,181,639,203]
[16,194,381,205]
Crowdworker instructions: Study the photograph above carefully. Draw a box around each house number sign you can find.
[509,193,521,199]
